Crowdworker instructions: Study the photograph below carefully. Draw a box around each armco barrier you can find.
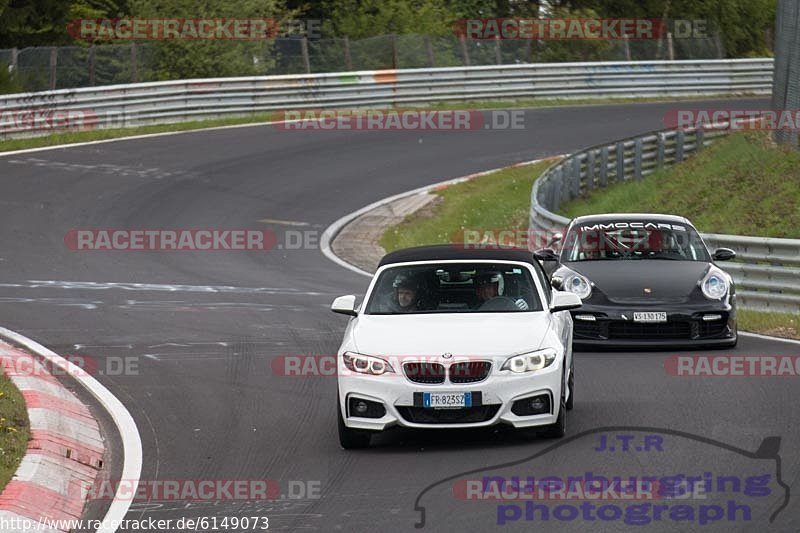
[529,125,800,313]
[0,58,773,138]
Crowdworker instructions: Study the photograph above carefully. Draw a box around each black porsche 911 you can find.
[535,213,737,348]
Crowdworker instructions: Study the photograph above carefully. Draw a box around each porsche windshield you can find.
[561,223,710,262]
[364,263,543,314]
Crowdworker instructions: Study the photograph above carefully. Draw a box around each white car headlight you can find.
[564,272,592,300]
[342,352,395,375]
[501,349,558,374]
[700,268,729,300]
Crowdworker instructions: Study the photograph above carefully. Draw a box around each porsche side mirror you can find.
[534,249,559,262]
[713,248,736,261]
[547,232,563,248]
[550,292,582,313]
[331,295,358,316]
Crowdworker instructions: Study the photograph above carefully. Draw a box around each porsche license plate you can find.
[633,312,667,323]
[423,392,472,409]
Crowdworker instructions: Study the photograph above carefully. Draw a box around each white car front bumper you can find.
[338,356,565,431]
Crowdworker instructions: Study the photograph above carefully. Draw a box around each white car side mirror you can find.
[331,295,358,316]
[550,292,581,313]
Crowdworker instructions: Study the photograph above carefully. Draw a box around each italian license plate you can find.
[423,392,472,409]
[633,312,667,323]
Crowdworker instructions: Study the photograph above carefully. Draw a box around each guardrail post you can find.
[131,43,138,83]
[656,132,665,168]
[572,157,581,197]
[300,37,311,73]
[675,129,685,163]
[494,35,502,64]
[459,35,470,66]
[344,38,353,70]
[552,173,561,211]
[599,146,609,187]
[634,138,643,179]
[586,150,595,191]
[615,142,625,182]
[49,47,58,90]
[695,127,705,152]
[558,166,570,203]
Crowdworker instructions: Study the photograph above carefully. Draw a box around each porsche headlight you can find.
[501,349,558,374]
[700,268,729,300]
[564,272,592,300]
[343,352,395,375]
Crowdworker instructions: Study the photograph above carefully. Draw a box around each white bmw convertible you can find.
[331,245,581,448]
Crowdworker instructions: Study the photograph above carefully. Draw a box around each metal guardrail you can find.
[0,58,773,138]
[528,125,800,313]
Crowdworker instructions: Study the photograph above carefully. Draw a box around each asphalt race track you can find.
[2,98,799,532]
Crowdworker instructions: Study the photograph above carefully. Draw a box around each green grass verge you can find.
[0,94,758,154]
[737,309,800,340]
[0,370,30,492]
[559,131,800,238]
[380,159,554,252]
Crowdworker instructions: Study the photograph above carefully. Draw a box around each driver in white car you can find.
[387,274,422,313]
[473,271,529,310]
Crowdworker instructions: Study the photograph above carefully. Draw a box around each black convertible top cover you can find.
[378,244,538,268]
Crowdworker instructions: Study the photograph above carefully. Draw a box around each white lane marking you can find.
[7,157,195,180]
[0,325,142,533]
[0,280,327,296]
[0,119,284,158]
[739,331,800,346]
[258,218,310,227]
[320,158,553,278]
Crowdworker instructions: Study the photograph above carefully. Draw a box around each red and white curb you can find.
[0,328,142,533]
[0,339,102,531]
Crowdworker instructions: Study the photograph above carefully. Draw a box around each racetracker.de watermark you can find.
[67,18,324,41]
[665,355,800,377]
[454,18,708,40]
[1,354,139,378]
[273,354,509,378]
[65,229,277,251]
[72,479,321,501]
[454,477,662,501]
[274,109,526,131]
[665,109,800,131]
[0,109,97,134]
[451,229,564,251]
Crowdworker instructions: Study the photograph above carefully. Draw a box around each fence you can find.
[771,0,800,150]
[0,59,774,139]
[0,33,729,93]
[528,125,800,313]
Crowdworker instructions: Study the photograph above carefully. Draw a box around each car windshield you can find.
[364,262,543,314]
[561,222,710,262]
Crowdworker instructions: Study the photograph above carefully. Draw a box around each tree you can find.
[553,0,776,57]
[128,0,289,79]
